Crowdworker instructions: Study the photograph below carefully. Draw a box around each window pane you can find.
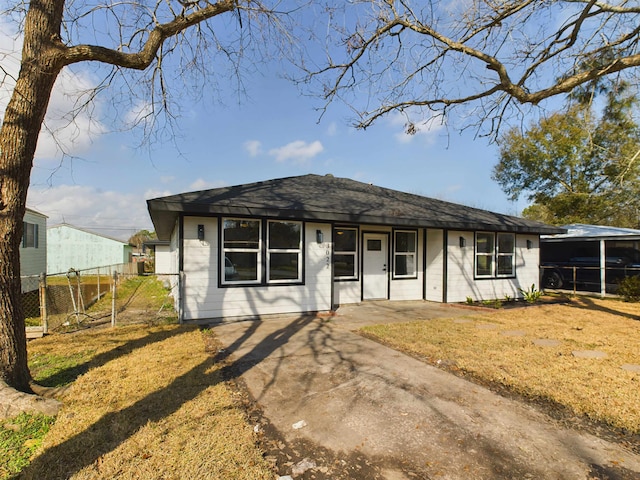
[476,233,494,254]
[269,253,299,280]
[23,222,36,248]
[476,255,493,276]
[223,219,260,249]
[395,254,416,276]
[224,252,258,281]
[497,233,514,253]
[497,255,514,275]
[335,228,356,252]
[269,222,301,249]
[395,232,416,253]
[367,239,382,251]
[334,254,355,277]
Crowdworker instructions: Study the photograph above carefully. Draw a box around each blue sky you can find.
[1,16,528,242]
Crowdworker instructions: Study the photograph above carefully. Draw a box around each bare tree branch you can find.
[301,0,640,138]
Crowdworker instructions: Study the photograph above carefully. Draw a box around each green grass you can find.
[3,276,181,478]
[29,351,96,387]
[1,348,79,479]
[0,414,55,479]
[19,325,274,479]
[24,317,41,327]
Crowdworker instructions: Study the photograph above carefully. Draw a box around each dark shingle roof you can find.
[147,174,564,239]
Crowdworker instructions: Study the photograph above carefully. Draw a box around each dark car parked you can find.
[541,245,640,293]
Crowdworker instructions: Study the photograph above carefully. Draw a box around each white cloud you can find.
[188,178,227,191]
[244,140,262,157]
[268,140,324,165]
[27,185,154,241]
[0,21,106,162]
[326,122,338,136]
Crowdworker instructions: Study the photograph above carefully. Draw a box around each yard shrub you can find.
[519,283,543,303]
[617,275,640,302]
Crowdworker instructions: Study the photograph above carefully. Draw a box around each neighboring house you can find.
[541,224,640,295]
[20,207,48,292]
[147,174,563,321]
[143,239,172,274]
[47,224,133,274]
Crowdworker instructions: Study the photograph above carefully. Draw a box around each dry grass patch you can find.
[361,296,640,434]
[22,325,273,480]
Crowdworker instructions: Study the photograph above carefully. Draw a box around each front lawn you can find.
[361,296,640,435]
[4,324,274,480]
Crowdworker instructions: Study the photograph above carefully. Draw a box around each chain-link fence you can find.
[21,264,179,334]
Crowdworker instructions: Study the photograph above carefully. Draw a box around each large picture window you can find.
[268,221,302,282]
[475,232,515,278]
[394,230,417,278]
[222,218,261,284]
[334,227,358,280]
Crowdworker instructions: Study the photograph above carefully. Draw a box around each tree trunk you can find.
[0,0,64,392]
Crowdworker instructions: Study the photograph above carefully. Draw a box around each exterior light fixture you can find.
[459,236,466,248]
[197,224,205,241]
[316,229,323,244]
[527,239,533,249]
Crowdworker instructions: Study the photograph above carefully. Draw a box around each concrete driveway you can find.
[210,301,640,479]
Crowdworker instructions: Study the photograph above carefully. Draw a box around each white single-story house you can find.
[20,207,48,292]
[147,174,563,321]
[47,224,133,274]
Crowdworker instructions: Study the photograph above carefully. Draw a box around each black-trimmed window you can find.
[267,220,302,283]
[334,227,358,280]
[222,218,261,284]
[221,218,304,286]
[475,232,515,278]
[22,222,38,248]
[393,230,417,278]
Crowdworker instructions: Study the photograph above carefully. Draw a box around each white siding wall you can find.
[154,246,172,274]
[446,231,540,303]
[333,280,361,305]
[181,217,333,320]
[170,222,180,275]
[20,210,47,292]
[425,229,444,302]
[168,222,181,313]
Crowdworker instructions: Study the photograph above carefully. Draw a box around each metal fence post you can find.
[111,271,118,327]
[39,272,48,334]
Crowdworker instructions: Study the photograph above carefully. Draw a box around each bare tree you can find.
[0,0,293,401]
[303,0,640,137]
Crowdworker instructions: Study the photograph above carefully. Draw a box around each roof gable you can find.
[47,223,129,246]
[148,174,564,239]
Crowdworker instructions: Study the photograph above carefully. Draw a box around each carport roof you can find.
[147,174,565,240]
[541,223,640,242]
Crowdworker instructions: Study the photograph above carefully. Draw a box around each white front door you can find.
[362,233,389,300]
